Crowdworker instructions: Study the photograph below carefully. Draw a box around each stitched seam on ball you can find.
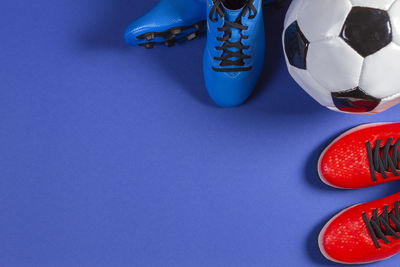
[358,58,366,88]
[294,0,304,29]
[387,0,397,11]
[382,89,400,101]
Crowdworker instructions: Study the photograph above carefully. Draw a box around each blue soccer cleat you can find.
[124,0,282,49]
[203,0,266,107]
[124,0,206,48]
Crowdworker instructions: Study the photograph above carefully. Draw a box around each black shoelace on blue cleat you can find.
[363,201,400,249]
[209,0,257,72]
[366,138,400,181]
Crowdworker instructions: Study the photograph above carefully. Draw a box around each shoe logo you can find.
[363,201,400,249]
[366,138,400,181]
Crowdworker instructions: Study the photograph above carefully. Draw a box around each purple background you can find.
[2,0,400,266]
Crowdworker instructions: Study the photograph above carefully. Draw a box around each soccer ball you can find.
[283,0,400,114]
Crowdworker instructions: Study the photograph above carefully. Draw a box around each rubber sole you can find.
[136,20,206,49]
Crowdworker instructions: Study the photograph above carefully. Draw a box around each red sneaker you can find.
[318,122,400,189]
[319,192,400,264]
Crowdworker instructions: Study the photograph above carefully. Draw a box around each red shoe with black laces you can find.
[318,122,400,189]
[319,192,400,264]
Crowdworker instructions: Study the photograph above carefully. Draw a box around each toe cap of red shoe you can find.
[318,138,371,189]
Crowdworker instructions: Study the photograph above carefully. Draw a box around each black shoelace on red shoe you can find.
[366,138,400,181]
[209,0,257,72]
[363,201,400,249]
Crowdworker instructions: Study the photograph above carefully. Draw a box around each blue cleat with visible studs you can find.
[125,0,282,49]
[203,0,266,107]
[124,0,206,49]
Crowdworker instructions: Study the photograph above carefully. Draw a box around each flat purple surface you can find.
[2,0,400,266]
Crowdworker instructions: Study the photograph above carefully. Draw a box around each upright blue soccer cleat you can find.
[124,0,206,48]
[203,0,266,107]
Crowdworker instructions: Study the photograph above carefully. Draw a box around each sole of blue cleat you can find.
[137,20,206,49]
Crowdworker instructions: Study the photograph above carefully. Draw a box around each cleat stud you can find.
[171,28,182,35]
[187,32,197,41]
[144,43,154,49]
[145,33,154,41]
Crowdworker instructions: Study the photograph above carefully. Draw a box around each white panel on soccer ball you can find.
[284,0,304,28]
[350,0,396,10]
[287,65,335,108]
[297,0,352,42]
[389,0,400,45]
[360,42,400,99]
[307,37,364,92]
[374,93,400,113]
